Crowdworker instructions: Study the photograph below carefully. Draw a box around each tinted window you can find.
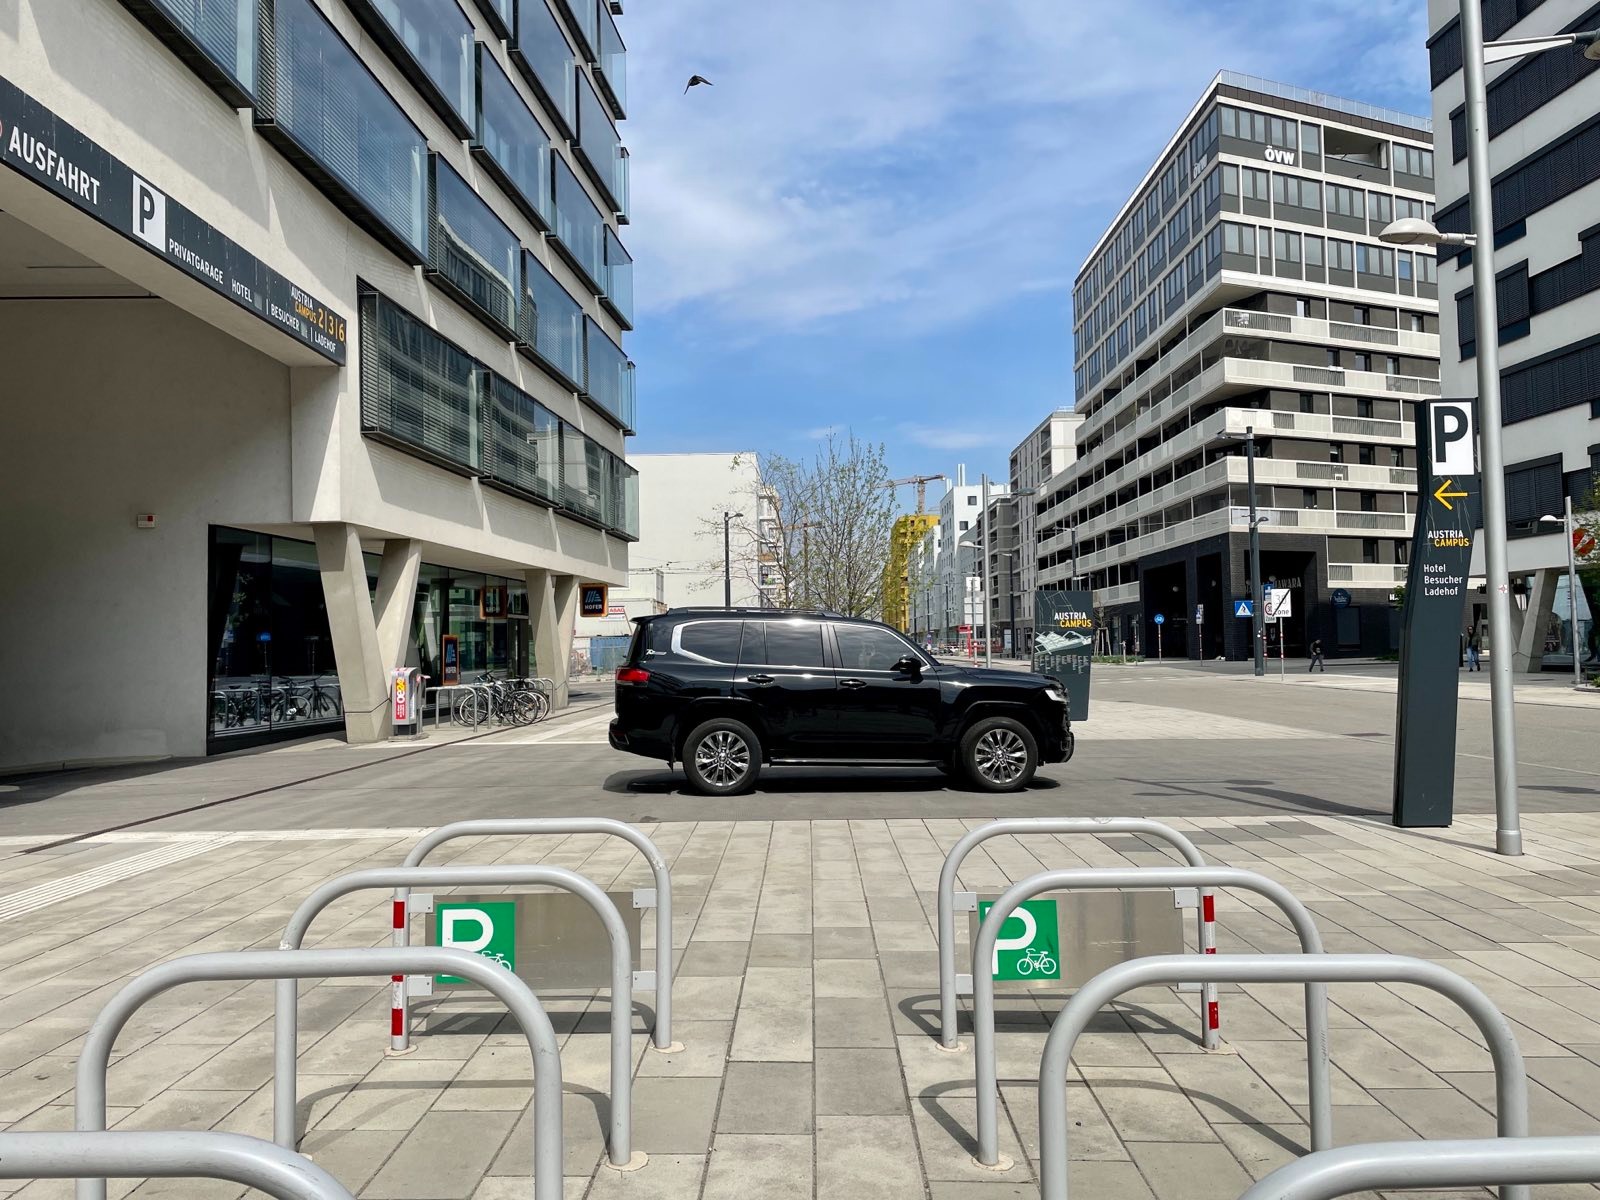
[834,625,912,671]
[677,621,742,664]
[737,622,766,666]
[757,621,826,667]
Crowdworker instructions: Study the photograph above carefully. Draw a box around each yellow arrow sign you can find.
[1434,478,1468,510]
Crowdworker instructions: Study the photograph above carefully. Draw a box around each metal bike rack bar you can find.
[1036,954,1529,1200]
[0,1130,353,1200]
[75,947,564,1200]
[1235,1135,1600,1200]
[396,819,677,1051]
[278,866,639,1169]
[936,818,1219,1051]
[971,867,1329,1168]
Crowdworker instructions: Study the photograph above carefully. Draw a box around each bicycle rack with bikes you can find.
[1032,954,1530,1200]
[935,818,1220,1050]
[276,865,642,1169]
[969,866,1331,1168]
[391,818,678,1052]
[0,1130,353,1200]
[74,946,570,1200]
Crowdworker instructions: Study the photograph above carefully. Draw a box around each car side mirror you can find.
[893,654,922,677]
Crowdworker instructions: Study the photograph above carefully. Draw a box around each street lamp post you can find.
[1221,428,1266,675]
[722,511,743,609]
[1541,498,1583,689]
[1374,18,1600,855]
[980,474,992,667]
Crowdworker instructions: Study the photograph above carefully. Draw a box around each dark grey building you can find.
[1038,72,1441,660]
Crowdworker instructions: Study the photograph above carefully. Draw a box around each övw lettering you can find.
[1264,146,1296,166]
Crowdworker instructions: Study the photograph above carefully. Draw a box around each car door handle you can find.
[746,674,774,685]
[839,678,867,690]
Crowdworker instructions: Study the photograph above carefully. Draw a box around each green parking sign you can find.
[977,898,1061,981]
[434,900,517,983]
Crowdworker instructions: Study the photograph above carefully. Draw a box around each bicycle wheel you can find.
[1016,956,1034,976]
[527,690,551,722]
[1038,956,1057,975]
[512,693,539,725]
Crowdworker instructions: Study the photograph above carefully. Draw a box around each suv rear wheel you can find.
[682,718,762,796]
[959,716,1038,792]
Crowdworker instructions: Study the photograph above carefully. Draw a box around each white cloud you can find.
[621,0,1427,339]
[900,424,1011,452]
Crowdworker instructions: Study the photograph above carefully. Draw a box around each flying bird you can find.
[684,75,714,93]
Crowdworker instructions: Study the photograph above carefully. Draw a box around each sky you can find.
[617,0,1434,504]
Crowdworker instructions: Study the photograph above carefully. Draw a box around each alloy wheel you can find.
[974,728,1028,785]
[696,730,751,789]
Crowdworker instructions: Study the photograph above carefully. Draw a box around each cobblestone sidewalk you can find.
[0,812,1597,1199]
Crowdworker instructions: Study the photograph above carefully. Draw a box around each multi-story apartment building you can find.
[1008,410,1084,651]
[0,0,636,770]
[906,468,1001,646]
[1427,0,1599,672]
[1038,71,1442,661]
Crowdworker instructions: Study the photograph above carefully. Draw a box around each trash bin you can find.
[391,666,424,739]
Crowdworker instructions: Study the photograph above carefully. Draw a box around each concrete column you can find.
[1512,567,1558,674]
[313,523,389,743]
[373,539,422,673]
[527,569,583,708]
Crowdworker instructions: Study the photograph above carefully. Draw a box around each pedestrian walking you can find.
[1307,637,1325,673]
[1466,631,1482,672]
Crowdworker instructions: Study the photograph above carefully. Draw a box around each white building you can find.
[0,0,635,771]
[1426,0,1598,671]
[1008,410,1085,650]
[909,467,1007,646]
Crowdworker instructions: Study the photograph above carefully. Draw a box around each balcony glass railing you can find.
[603,226,633,328]
[136,0,258,98]
[360,290,483,473]
[469,0,514,40]
[429,157,519,335]
[576,71,627,215]
[597,1,627,117]
[553,0,598,59]
[584,316,636,430]
[259,0,428,258]
[484,374,564,505]
[355,0,475,132]
[552,154,606,291]
[512,0,579,137]
[475,47,554,228]
[519,251,585,388]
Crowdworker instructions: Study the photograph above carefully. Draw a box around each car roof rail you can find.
[661,606,851,619]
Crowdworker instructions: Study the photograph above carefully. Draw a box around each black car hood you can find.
[940,664,1055,688]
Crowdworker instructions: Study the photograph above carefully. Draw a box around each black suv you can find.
[609,608,1074,795]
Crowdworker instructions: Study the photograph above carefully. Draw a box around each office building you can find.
[1008,410,1085,651]
[1426,0,1599,671]
[0,0,636,771]
[1038,71,1441,660]
[908,468,1005,647]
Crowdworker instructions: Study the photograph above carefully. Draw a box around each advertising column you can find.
[1033,590,1094,720]
[1393,401,1482,827]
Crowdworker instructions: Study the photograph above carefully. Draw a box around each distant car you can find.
[609,608,1074,795]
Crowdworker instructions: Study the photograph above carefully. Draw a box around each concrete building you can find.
[908,467,1006,647]
[621,452,771,611]
[1038,71,1441,661]
[0,0,636,771]
[1008,410,1085,651]
[1426,0,1599,672]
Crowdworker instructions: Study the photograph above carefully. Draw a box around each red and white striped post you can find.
[1201,889,1220,1048]
[388,893,412,1054]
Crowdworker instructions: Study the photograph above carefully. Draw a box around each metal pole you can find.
[0,1131,355,1200]
[1460,0,1522,855]
[1566,495,1581,688]
[1036,954,1528,1200]
[1247,427,1265,675]
[723,512,733,608]
[970,869,1330,1168]
[77,948,567,1200]
[981,475,992,667]
[1237,1136,1600,1200]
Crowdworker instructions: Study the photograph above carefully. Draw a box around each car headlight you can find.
[1043,686,1068,705]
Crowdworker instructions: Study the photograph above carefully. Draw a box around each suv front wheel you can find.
[959,716,1038,792]
[682,718,762,796]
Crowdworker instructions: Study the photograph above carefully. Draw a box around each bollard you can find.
[1035,955,1528,1200]
[277,866,638,1168]
[1234,1136,1600,1200]
[396,818,677,1051]
[970,867,1330,1168]
[75,948,565,1200]
[0,1130,352,1200]
[935,818,1219,1050]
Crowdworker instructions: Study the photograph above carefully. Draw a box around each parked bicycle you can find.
[453,672,549,727]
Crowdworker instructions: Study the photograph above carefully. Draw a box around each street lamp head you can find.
[1538,514,1565,525]
[1379,216,1443,246]
[1579,28,1600,59]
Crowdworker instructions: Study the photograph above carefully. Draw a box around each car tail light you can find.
[616,667,651,685]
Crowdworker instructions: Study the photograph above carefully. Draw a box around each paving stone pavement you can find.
[0,813,1597,1199]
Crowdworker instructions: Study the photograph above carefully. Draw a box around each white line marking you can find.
[0,838,230,921]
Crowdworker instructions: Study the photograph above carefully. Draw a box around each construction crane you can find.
[883,473,947,514]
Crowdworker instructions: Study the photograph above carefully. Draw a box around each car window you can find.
[675,620,742,663]
[755,620,826,667]
[833,625,914,671]
[736,622,766,667]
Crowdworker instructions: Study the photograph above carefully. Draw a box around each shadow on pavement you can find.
[604,769,1062,797]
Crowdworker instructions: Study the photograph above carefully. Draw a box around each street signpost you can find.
[425,892,643,990]
[977,899,1062,981]
[1394,401,1483,827]
[1154,613,1165,661]
[1234,600,1254,619]
[1032,590,1094,720]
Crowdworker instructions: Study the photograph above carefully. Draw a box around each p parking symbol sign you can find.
[977,898,1061,981]
[131,175,166,252]
[435,901,517,983]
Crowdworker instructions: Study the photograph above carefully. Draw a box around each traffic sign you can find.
[1576,527,1597,558]
[1234,600,1254,618]
[1153,613,1165,625]
[1194,604,1204,625]
[977,898,1061,981]
[1264,590,1292,621]
[436,901,517,983]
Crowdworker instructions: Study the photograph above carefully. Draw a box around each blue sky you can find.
[619,0,1433,501]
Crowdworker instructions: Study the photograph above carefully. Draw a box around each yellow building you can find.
[882,513,939,632]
